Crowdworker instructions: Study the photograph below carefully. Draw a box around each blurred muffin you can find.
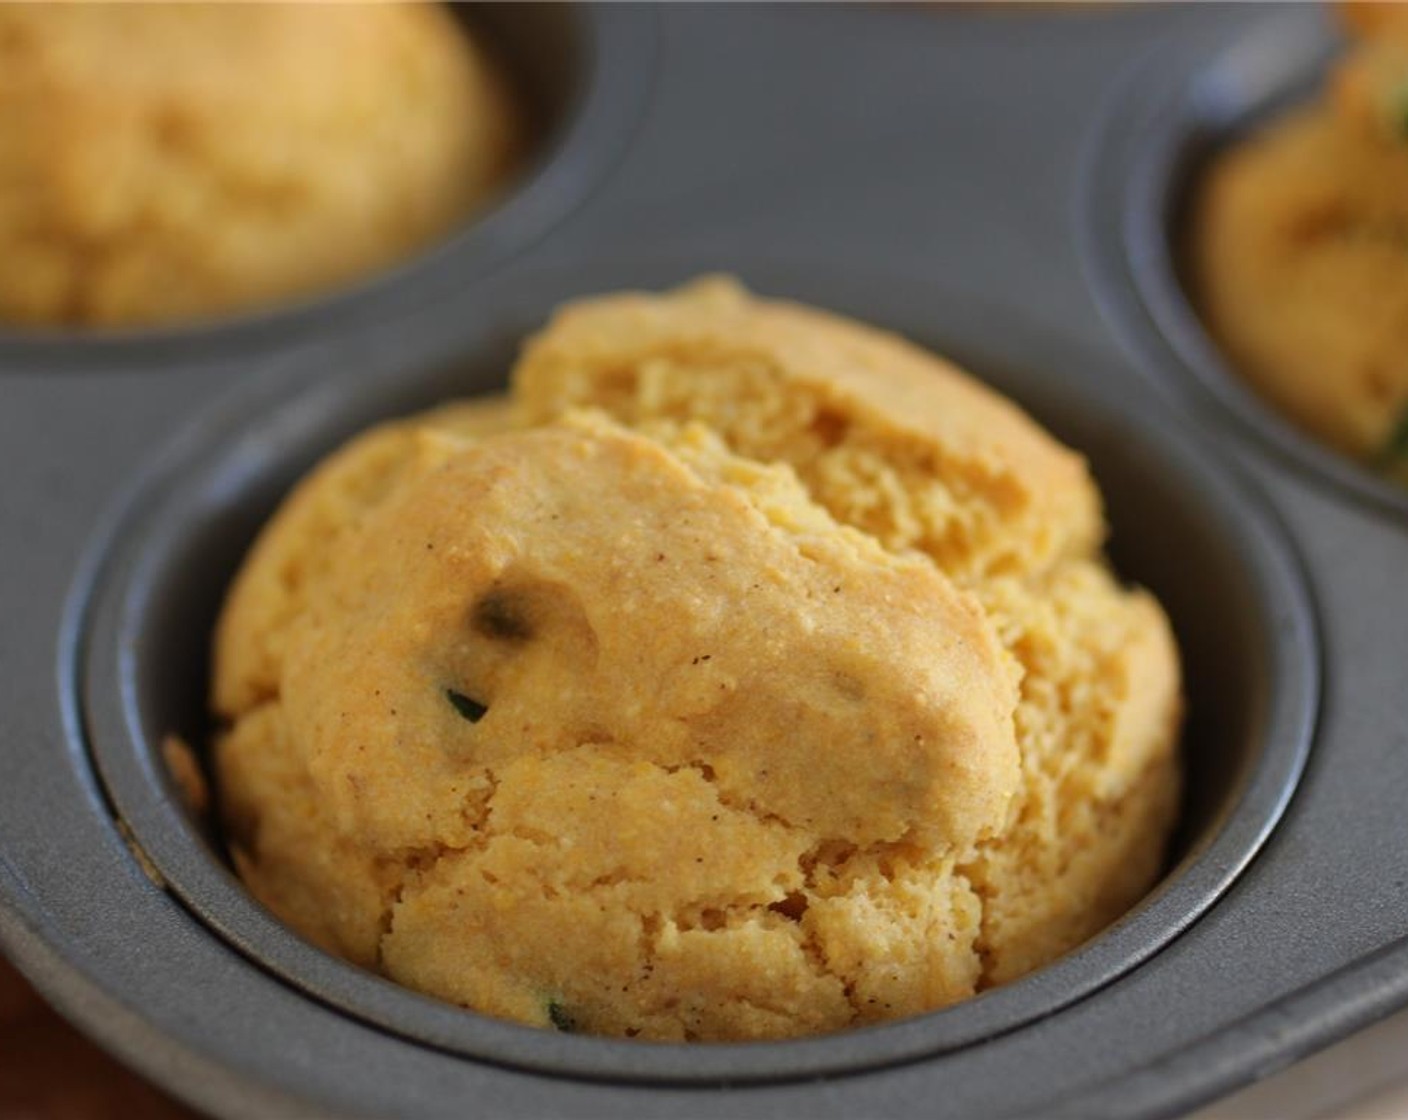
[213,279,1181,1041]
[1191,4,1408,482]
[0,3,522,329]
[513,277,1103,584]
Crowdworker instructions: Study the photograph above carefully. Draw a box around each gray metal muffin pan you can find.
[0,4,1404,1117]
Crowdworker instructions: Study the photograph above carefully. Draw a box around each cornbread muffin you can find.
[0,4,521,328]
[1191,5,1408,482]
[214,280,1181,1040]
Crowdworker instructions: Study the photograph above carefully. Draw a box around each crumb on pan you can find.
[160,734,210,820]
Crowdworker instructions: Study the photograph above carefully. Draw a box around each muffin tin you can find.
[2,4,1405,1117]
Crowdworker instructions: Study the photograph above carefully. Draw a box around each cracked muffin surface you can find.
[213,280,1182,1040]
[0,3,522,328]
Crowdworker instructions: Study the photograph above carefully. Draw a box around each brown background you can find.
[0,954,197,1120]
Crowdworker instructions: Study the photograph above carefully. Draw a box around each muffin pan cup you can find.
[1,4,1405,1117]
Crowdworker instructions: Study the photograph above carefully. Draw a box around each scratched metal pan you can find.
[0,4,1404,1119]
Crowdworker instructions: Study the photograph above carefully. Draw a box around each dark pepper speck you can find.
[1380,404,1408,464]
[546,999,576,1032]
[473,590,533,642]
[446,689,488,723]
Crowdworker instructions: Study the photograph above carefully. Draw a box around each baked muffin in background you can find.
[212,279,1182,1041]
[1191,3,1408,485]
[0,3,522,329]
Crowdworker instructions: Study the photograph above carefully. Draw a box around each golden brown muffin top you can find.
[268,415,1022,856]
[514,277,1104,583]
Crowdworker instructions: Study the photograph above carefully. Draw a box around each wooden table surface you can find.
[0,954,197,1120]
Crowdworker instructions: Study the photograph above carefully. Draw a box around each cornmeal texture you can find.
[1192,5,1408,480]
[0,4,521,328]
[515,277,1102,584]
[214,280,1182,1040]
